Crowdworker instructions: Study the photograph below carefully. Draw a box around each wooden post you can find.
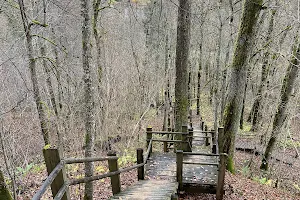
[216,127,225,200]
[43,148,70,200]
[218,127,224,154]
[189,109,193,128]
[212,144,217,154]
[164,141,168,152]
[182,125,188,151]
[137,148,144,180]
[107,151,121,195]
[188,127,193,152]
[146,127,152,157]
[211,129,215,150]
[216,154,226,200]
[205,126,209,146]
[176,150,183,191]
[201,121,205,131]
[168,127,173,148]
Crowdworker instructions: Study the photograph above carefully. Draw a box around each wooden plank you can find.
[110,180,178,200]
[183,161,219,166]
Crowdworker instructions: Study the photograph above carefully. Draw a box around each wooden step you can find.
[109,180,178,200]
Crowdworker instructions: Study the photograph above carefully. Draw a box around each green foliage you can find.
[190,101,197,110]
[252,176,273,185]
[67,164,79,172]
[239,165,250,176]
[240,122,252,132]
[293,183,300,192]
[16,163,34,176]
[43,144,51,150]
[95,165,107,173]
[118,149,137,168]
[279,139,300,148]
[32,163,45,173]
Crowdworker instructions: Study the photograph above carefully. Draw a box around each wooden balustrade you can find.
[35,122,226,200]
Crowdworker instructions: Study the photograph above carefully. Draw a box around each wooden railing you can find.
[34,120,226,200]
[33,138,153,200]
[146,125,194,153]
[175,126,227,200]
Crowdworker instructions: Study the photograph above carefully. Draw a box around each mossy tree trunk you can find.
[18,0,50,145]
[0,169,12,200]
[222,0,263,173]
[260,35,300,170]
[175,0,191,132]
[81,0,95,198]
[250,8,277,132]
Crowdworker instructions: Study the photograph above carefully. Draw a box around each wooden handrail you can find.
[183,152,220,156]
[32,162,64,200]
[64,156,118,164]
[144,138,153,160]
[182,161,219,166]
[146,131,187,135]
[34,140,154,200]
[187,136,211,138]
[152,139,186,143]
[192,130,215,133]
[53,184,68,200]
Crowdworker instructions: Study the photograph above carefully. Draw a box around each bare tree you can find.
[81,0,95,198]
[222,0,263,173]
[17,0,50,145]
[175,0,191,132]
[261,34,300,170]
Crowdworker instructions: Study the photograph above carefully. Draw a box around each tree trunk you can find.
[250,8,276,131]
[175,0,191,132]
[261,36,300,170]
[18,0,50,145]
[163,34,170,131]
[41,46,63,148]
[223,0,262,173]
[196,42,202,116]
[214,2,223,132]
[0,169,12,200]
[81,0,95,198]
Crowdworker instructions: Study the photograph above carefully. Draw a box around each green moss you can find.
[227,156,235,174]
[0,170,13,200]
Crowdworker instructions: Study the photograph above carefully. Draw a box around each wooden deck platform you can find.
[109,180,178,200]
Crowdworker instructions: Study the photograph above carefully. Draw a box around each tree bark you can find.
[18,0,50,145]
[175,0,191,132]
[163,34,170,131]
[213,0,223,132]
[223,0,262,173]
[81,0,95,198]
[261,36,300,170]
[250,8,276,131]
